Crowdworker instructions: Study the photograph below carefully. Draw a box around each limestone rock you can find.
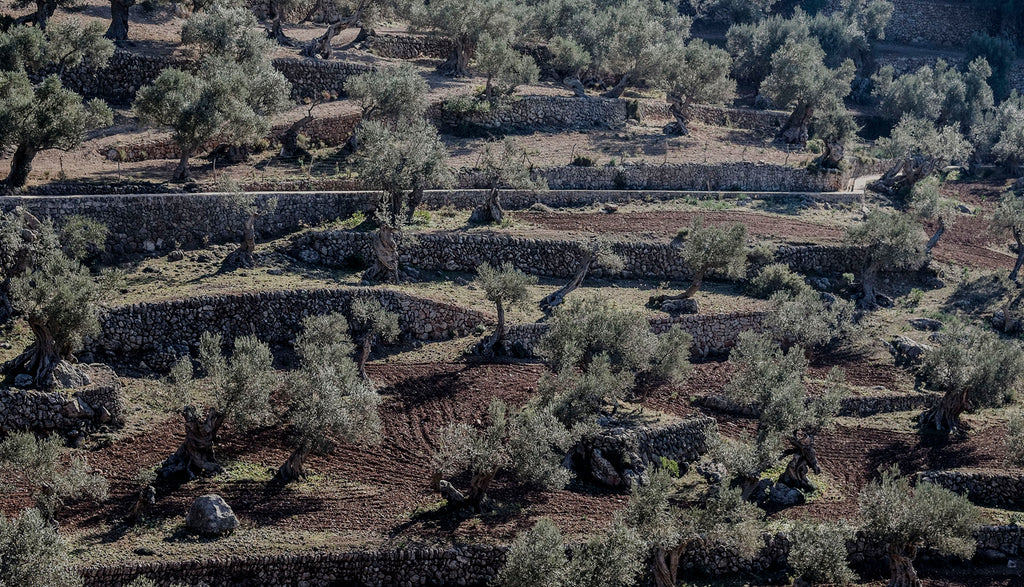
[590,448,622,487]
[185,494,239,536]
[768,482,805,507]
[661,298,699,315]
[908,317,943,332]
[47,361,90,390]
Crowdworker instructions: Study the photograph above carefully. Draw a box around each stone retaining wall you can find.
[588,416,718,469]
[696,391,936,419]
[79,545,506,587]
[49,49,373,105]
[0,189,857,256]
[920,470,1024,509]
[366,32,453,59]
[869,0,1000,47]
[0,364,124,434]
[505,312,769,358]
[83,288,491,370]
[636,101,791,133]
[290,230,866,285]
[432,95,628,132]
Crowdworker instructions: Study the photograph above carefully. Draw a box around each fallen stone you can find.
[908,318,943,331]
[185,494,239,536]
[768,482,805,507]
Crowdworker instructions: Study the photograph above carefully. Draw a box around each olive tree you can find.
[649,217,746,306]
[767,288,855,353]
[869,116,972,203]
[302,0,396,59]
[0,432,107,524]
[133,3,292,181]
[408,0,524,76]
[354,119,452,282]
[474,262,537,356]
[993,189,1024,281]
[759,39,854,145]
[5,244,100,389]
[859,465,979,587]
[349,297,400,380]
[872,58,993,131]
[918,322,1024,433]
[220,187,278,270]
[722,332,845,496]
[652,37,735,136]
[277,313,381,482]
[625,469,763,587]
[474,32,539,104]
[788,521,857,587]
[845,209,927,308]
[0,22,113,188]
[469,137,545,225]
[160,333,278,479]
[1007,410,1024,466]
[344,63,430,129]
[0,508,81,587]
[494,516,644,587]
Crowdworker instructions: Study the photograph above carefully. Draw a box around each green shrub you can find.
[570,155,596,167]
[745,263,811,299]
[659,456,681,478]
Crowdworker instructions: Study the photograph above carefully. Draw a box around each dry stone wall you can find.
[919,470,1024,509]
[48,49,373,105]
[432,95,628,132]
[366,32,454,59]
[0,364,124,434]
[513,163,844,192]
[864,0,1000,47]
[636,101,791,133]
[697,391,936,419]
[84,288,491,370]
[79,545,506,587]
[587,416,718,469]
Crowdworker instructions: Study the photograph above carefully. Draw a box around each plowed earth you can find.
[5,359,1000,550]
[522,209,1019,271]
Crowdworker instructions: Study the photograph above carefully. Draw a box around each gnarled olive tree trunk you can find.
[869,156,938,204]
[1011,228,1024,282]
[652,546,681,587]
[602,72,631,99]
[364,224,401,283]
[648,268,705,306]
[160,405,225,480]
[172,149,193,182]
[6,144,38,188]
[664,94,691,136]
[779,101,814,146]
[474,186,503,224]
[540,249,596,313]
[778,431,820,492]
[478,298,506,356]
[919,387,970,433]
[7,317,60,389]
[925,216,946,256]
[276,440,312,483]
[859,259,880,309]
[887,543,921,587]
[438,35,473,77]
[820,140,845,169]
[105,0,135,40]
[357,332,375,379]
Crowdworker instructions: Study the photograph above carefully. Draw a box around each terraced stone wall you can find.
[0,364,124,434]
[920,470,1024,509]
[83,288,491,370]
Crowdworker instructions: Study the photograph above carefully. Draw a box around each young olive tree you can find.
[767,288,855,353]
[539,238,623,313]
[859,465,979,587]
[0,432,108,524]
[0,22,114,187]
[474,262,537,356]
[430,398,578,512]
[408,0,524,77]
[722,332,846,495]
[470,137,545,225]
[349,297,400,380]
[918,322,1024,433]
[651,37,735,136]
[494,516,644,587]
[0,508,82,587]
[788,521,857,587]
[277,313,381,482]
[474,32,539,104]
[133,3,292,181]
[220,187,278,270]
[759,39,854,146]
[625,469,764,587]
[160,333,278,479]
[344,63,430,129]
[354,119,452,282]
[993,190,1024,281]
[845,209,927,309]
[650,217,746,306]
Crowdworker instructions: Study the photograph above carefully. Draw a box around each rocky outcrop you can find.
[185,495,239,537]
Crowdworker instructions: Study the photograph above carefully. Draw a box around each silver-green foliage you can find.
[1007,411,1024,466]
[0,432,108,521]
[787,521,857,585]
[0,507,82,587]
[745,263,811,299]
[344,63,429,125]
[921,322,1024,410]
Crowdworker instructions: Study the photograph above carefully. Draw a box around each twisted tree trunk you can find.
[405,184,424,224]
[465,466,498,512]
[1011,228,1024,282]
[602,72,631,99]
[223,213,258,269]
[277,441,312,482]
[648,268,705,306]
[267,0,292,45]
[564,77,586,98]
[779,101,814,146]
[364,224,401,283]
[869,156,937,204]
[358,332,374,379]
[652,546,681,587]
[105,0,135,40]
[160,406,225,480]
[438,36,473,77]
[478,298,506,356]
[540,249,596,313]
[820,140,845,169]
[887,544,920,587]
[859,259,880,309]
[664,94,691,136]
[6,143,38,188]
[7,317,60,389]
[172,149,192,182]
[925,216,946,255]
[919,387,970,432]
[474,186,503,224]
[778,432,820,492]
[279,114,313,158]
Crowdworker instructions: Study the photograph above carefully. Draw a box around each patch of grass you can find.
[220,460,274,483]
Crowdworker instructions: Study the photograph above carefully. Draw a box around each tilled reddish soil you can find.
[522,209,1019,271]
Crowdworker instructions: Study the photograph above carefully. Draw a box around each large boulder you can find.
[185,494,238,536]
